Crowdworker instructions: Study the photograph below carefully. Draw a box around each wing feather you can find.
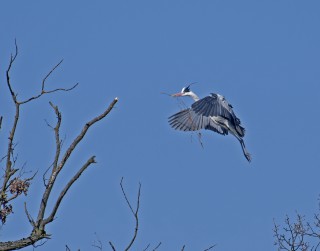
[168,108,227,134]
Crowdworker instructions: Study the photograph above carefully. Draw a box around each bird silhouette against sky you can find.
[168,85,251,162]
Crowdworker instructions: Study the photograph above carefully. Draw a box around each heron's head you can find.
[171,85,192,97]
[171,84,199,101]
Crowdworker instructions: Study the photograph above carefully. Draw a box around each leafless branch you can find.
[2,100,20,195]
[6,39,18,102]
[92,243,103,251]
[0,155,7,164]
[49,101,62,171]
[43,156,96,225]
[35,98,118,231]
[92,232,103,250]
[152,242,162,250]
[109,241,116,251]
[42,163,54,187]
[19,83,79,104]
[42,60,63,91]
[120,177,141,251]
[203,244,216,251]
[143,244,150,251]
[0,233,50,251]
[24,202,35,227]
[31,238,48,248]
[143,242,162,251]
[19,59,78,105]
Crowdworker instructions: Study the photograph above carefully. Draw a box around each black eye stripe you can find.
[183,86,190,93]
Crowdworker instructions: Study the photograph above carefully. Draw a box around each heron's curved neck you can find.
[188,91,199,102]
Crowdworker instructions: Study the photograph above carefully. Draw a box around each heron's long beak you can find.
[171,92,183,97]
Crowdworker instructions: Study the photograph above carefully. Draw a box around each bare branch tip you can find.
[91,156,97,163]
[109,241,116,251]
[49,101,58,110]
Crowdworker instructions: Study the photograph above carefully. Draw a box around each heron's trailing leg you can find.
[219,119,252,162]
[238,138,251,162]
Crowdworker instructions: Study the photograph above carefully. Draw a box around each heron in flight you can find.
[168,85,251,162]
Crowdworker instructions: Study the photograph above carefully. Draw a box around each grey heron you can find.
[168,85,251,162]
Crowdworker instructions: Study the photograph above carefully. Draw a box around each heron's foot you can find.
[244,152,252,162]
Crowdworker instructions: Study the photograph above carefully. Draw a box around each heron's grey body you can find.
[169,87,251,162]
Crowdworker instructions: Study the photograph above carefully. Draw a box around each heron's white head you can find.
[171,85,199,101]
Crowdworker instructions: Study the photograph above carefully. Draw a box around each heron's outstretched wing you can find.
[168,108,228,135]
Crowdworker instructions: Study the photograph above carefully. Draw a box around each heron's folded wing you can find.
[192,95,246,136]
[191,95,235,121]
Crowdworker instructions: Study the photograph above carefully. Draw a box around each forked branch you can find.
[43,156,97,225]
[121,177,141,251]
[35,98,118,230]
[19,60,78,105]
[109,178,141,251]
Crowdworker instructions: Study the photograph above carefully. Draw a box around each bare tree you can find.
[274,201,320,251]
[0,41,118,250]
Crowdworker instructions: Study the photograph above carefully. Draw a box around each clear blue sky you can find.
[1,1,320,250]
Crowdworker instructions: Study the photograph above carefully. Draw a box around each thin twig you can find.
[109,241,116,251]
[203,244,216,251]
[153,242,162,251]
[92,232,103,250]
[31,239,48,248]
[19,83,79,104]
[3,102,20,194]
[24,202,35,227]
[42,117,65,187]
[18,59,78,105]
[143,244,150,251]
[6,39,19,102]
[120,177,135,215]
[41,60,63,91]
[42,163,54,187]
[120,178,141,251]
